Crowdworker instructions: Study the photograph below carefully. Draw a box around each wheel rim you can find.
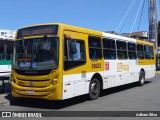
[91,82,99,95]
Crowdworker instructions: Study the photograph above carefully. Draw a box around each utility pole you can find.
[148,0,158,51]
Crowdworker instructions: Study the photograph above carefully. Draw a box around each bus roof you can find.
[17,22,154,46]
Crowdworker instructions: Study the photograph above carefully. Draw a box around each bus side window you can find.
[128,42,137,59]
[150,46,154,59]
[103,38,116,60]
[137,44,144,59]
[144,45,151,59]
[88,36,102,60]
[117,40,128,60]
[0,41,4,60]
[64,36,86,70]
[0,40,13,60]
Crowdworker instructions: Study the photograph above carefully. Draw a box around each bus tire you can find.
[138,71,145,86]
[88,79,100,100]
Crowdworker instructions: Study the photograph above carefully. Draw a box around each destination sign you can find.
[17,25,58,39]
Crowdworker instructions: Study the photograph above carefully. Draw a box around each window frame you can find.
[150,46,154,59]
[116,40,128,60]
[127,42,137,59]
[88,36,102,60]
[103,38,116,60]
[137,44,144,59]
[64,37,86,71]
[144,45,151,59]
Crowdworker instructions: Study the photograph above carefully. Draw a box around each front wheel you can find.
[138,71,145,86]
[88,79,100,100]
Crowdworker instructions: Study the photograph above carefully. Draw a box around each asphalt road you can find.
[0,75,160,120]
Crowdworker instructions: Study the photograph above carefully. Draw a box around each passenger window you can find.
[117,40,128,59]
[0,43,4,54]
[144,45,151,59]
[150,46,154,59]
[103,38,116,59]
[64,36,86,70]
[137,44,144,59]
[88,36,102,59]
[128,42,137,59]
[0,41,13,60]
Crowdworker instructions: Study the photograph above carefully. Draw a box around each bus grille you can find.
[14,69,52,76]
[16,78,50,88]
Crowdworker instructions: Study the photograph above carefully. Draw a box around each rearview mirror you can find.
[64,34,77,54]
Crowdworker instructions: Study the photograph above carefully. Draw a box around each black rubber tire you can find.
[88,79,100,100]
[138,71,145,86]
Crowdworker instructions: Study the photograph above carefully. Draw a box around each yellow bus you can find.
[11,23,155,100]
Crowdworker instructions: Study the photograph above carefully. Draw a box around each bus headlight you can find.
[52,79,58,85]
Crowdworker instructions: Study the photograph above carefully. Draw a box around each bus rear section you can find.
[0,39,13,77]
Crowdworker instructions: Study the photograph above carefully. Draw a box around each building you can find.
[122,31,148,41]
[105,31,148,41]
[0,29,16,40]
[105,31,119,35]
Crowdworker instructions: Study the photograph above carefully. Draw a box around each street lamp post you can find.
[148,0,158,51]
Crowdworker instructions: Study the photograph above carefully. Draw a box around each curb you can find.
[0,94,10,108]
[0,101,10,108]
[0,82,11,107]
[155,71,160,75]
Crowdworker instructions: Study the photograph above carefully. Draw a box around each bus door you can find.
[62,30,87,99]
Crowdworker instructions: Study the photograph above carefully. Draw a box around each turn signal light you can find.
[52,79,57,85]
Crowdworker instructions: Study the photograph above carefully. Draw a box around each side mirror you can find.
[64,34,77,54]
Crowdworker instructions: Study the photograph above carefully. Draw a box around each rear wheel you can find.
[138,71,145,86]
[88,79,100,100]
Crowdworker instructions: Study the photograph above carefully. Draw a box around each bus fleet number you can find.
[92,63,101,69]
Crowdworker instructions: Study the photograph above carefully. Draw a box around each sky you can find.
[0,0,151,33]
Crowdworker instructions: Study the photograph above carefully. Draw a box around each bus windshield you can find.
[13,37,59,70]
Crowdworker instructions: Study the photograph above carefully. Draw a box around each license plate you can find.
[26,90,34,94]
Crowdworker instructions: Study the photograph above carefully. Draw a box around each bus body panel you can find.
[0,40,13,77]
[102,32,137,88]
[62,28,103,99]
[11,68,63,100]
[0,64,11,76]
[102,32,155,89]
[0,59,11,76]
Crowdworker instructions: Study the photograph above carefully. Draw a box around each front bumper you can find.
[11,82,62,100]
